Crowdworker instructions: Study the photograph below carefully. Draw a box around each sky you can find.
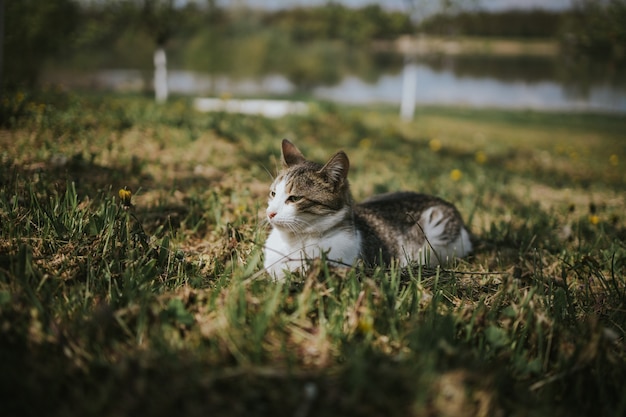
[216,0,574,12]
[478,0,572,11]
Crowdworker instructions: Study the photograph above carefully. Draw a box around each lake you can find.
[315,64,626,112]
[44,54,626,113]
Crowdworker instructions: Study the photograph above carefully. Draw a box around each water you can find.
[46,56,626,113]
[314,64,626,112]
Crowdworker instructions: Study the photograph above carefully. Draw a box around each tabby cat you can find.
[263,139,472,279]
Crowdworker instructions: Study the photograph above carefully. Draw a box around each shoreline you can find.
[372,35,559,57]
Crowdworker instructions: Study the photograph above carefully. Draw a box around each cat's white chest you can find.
[263,227,361,280]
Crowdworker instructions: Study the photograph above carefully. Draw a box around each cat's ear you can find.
[320,151,349,184]
[281,139,306,167]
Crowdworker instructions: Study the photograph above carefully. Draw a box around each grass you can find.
[1,91,625,417]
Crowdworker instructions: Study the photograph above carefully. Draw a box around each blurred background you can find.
[2,0,625,113]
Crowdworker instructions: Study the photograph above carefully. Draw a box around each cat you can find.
[263,139,472,279]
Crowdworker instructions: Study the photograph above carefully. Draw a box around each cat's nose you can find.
[268,211,277,219]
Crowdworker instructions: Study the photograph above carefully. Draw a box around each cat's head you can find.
[266,139,352,234]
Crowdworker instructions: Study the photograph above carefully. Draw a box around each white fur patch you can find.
[263,178,361,279]
[263,227,361,280]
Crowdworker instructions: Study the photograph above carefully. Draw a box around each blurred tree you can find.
[419,10,563,38]
[0,0,4,95]
[399,0,473,120]
[76,0,191,102]
[403,0,473,24]
[140,0,179,102]
[2,0,79,90]
[264,4,413,45]
[561,0,626,60]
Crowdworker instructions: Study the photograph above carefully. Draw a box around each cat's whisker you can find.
[292,218,316,232]
[274,217,317,236]
[260,163,275,181]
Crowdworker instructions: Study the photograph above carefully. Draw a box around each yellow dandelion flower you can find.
[119,187,133,208]
[235,203,246,216]
[429,138,442,152]
[450,169,463,181]
[15,91,25,103]
[357,315,374,335]
[609,154,618,166]
[359,138,372,150]
[220,91,232,100]
[475,150,487,164]
[588,215,600,225]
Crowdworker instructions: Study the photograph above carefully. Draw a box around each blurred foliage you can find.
[2,0,79,89]
[3,1,626,92]
[51,2,408,90]
[139,0,181,46]
[264,4,413,44]
[418,1,626,61]
[419,9,563,38]
[560,0,626,60]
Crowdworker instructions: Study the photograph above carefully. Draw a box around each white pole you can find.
[154,47,168,103]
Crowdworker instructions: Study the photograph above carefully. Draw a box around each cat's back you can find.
[354,191,471,266]
[360,190,442,208]
[357,191,459,221]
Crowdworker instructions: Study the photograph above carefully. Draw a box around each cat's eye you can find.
[269,191,276,198]
[286,195,302,203]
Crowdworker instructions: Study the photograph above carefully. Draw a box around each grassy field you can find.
[1,91,625,416]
